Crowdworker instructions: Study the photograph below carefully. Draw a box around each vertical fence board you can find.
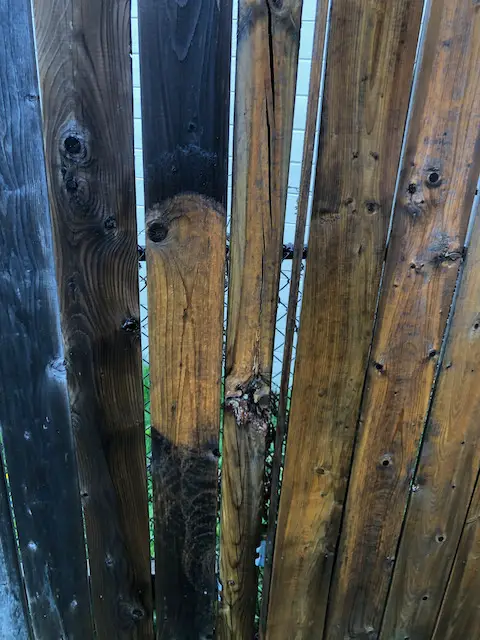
[381,53,480,635]
[0,469,31,639]
[0,0,93,636]
[138,1,232,636]
[266,1,424,637]
[218,1,302,637]
[432,473,480,640]
[325,0,480,637]
[260,0,329,632]
[33,0,152,636]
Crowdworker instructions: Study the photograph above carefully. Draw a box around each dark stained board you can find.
[218,0,303,637]
[325,0,480,637]
[266,1,424,638]
[432,473,480,640]
[32,0,152,636]
[138,0,233,636]
[260,0,329,633]
[0,466,31,639]
[0,0,94,636]
[380,13,480,628]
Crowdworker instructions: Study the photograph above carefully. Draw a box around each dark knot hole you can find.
[148,222,168,243]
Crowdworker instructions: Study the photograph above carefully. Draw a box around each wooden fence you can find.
[0,0,479,638]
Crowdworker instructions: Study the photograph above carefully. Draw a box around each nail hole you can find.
[422,595,429,601]
[211,448,220,458]
[131,608,144,621]
[382,459,390,466]
[474,323,479,330]
[436,534,445,543]
[408,183,417,194]
[410,263,416,269]
[429,349,437,358]
[64,136,82,155]
[374,362,384,371]
[148,222,168,243]
[427,171,441,187]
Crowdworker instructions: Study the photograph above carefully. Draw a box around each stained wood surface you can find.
[0,468,31,639]
[381,14,480,629]
[266,2,424,638]
[433,473,480,640]
[218,1,303,637]
[325,1,480,637]
[33,0,152,637]
[260,0,328,632]
[146,195,225,638]
[0,0,93,636]
[138,1,232,636]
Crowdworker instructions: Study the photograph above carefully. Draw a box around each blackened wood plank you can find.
[325,1,480,637]
[0,0,93,636]
[266,1,424,638]
[138,1,233,637]
[0,467,31,639]
[218,1,303,637]
[32,0,153,636]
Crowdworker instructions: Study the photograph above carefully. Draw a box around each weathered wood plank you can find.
[0,468,31,639]
[0,0,93,636]
[33,0,152,636]
[218,1,303,637]
[325,1,480,637]
[266,1,424,637]
[432,472,480,640]
[138,1,232,636]
[146,195,225,639]
[260,1,329,633]
[381,22,480,629]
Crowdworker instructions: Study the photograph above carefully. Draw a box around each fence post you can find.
[32,0,152,635]
[138,0,233,636]
[0,0,93,636]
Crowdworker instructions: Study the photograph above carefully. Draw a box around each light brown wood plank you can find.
[381,42,480,631]
[218,0,302,637]
[432,473,480,640]
[33,0,152,636]
[138,1,232,635]
[147,195,225,638]
[266,2,424,638]
[260,0,329,633]
[325,1,480,637]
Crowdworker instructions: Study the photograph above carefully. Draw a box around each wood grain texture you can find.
[138,1,232,636]
[33,0,152,637]
[147,195,225,639]
[266,2,424,638]
[433,472,480,640]
[218,1,303,637]
[260,0,328,633]
[138,0,233,205]
[325,1,480,637]
[0,0,93,636]
[380,12,480,629]
[0,467,31,639]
